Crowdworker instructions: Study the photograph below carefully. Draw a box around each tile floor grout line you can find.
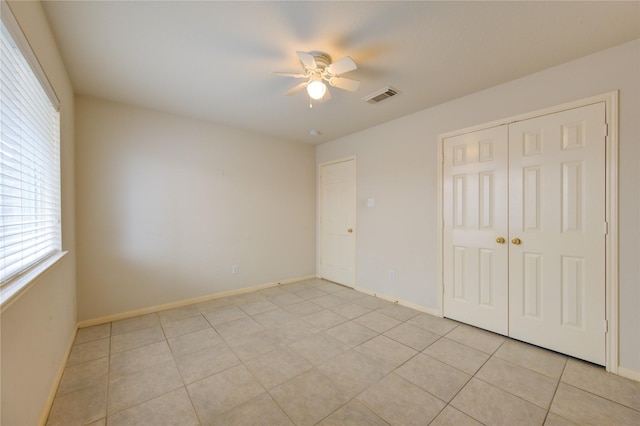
[416,334,485,379]
[313,393,394,426]
[490,345,569,381]
[559,381,640,413]
[106,329,183,421]
[422,352,477,422]
[471,374,554,412]
[344,382,394,426]
[161,321,203,426]
[540,353,568,425]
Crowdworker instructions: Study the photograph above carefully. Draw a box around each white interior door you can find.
[443,126,509,335]
[508,103,606,365]
[320,159,356,287]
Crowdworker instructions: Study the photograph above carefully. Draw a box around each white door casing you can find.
[441,100,609,366]
[443,126,510,335]
[320,158,356,287]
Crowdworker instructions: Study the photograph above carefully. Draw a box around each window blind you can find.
[0,6,61,285]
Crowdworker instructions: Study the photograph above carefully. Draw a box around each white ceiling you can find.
[42,1,639,144]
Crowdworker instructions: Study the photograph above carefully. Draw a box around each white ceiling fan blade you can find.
[296,51,317,70]
[274,72,307,78]
[284,81,308,96]
[329,77,360,92]
[326,56,357,75]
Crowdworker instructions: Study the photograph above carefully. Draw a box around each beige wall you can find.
[75,97,316,321]
[1,1,77,425]
[316,39,640,373]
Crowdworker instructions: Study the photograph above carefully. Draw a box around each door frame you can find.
[437,91,619,374]
[318,156,357,288]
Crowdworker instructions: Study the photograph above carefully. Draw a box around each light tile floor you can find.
[46,278,640,426]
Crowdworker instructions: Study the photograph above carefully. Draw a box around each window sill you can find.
[0,251,68,312]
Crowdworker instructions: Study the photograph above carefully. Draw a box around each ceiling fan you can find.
[275,51,360,102]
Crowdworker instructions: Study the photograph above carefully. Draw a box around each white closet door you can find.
[320,159,357,287]
[508,102,606,365]
[443,126,509,335]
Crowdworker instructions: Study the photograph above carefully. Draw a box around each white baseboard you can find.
[617,366,640,382]
[38,325,78,426]
[77,275,317,328]
[354,285,440,317]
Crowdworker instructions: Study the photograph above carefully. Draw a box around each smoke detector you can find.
[362,86,399,104]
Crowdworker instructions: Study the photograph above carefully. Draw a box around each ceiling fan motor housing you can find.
[307,52,331,72]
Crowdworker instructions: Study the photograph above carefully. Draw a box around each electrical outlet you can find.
[389,270,395,280]
[232,265,239,274]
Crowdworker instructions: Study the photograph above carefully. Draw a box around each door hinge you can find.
[603,123,609,137]
[603,221,609,235]
[603,319,608,333]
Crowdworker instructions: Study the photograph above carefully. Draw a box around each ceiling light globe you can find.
[307,80,327,100]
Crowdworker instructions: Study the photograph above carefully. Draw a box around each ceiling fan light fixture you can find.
[307,78,327,100]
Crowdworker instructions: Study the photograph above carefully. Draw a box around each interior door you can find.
[443,126,509,335]
[320,159,356,287]
[508,103,606,365]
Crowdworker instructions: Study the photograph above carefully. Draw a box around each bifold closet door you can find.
[443,125,509,335]
[508,102,606,365]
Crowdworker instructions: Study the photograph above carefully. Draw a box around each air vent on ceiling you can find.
[362,86,398,104]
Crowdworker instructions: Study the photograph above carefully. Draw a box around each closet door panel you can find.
[508,102,606,365]
[443,126,509,335]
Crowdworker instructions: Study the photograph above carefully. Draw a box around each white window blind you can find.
[0,3,61,286]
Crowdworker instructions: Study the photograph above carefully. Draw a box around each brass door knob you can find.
[511,238,522,245]
[347,228,353,233]
[496,237,505,244]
